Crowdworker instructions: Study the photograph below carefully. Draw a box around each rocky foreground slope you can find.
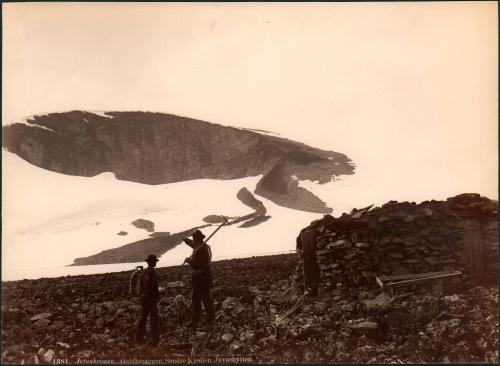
[2,111,354,213]
[1,256,497,364]
[2,194,498,364]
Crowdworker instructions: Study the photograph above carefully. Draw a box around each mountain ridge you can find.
[2,110,355,213]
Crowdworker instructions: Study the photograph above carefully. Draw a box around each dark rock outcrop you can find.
[255,152,341,213]
[203,215,229,224]
[204,187,268,226]
[71,225,210,266]
[238,215,271,228]
[131,219,155,232]
[2,111,354,213]
[236,187,266,215]
[203,187,271,229]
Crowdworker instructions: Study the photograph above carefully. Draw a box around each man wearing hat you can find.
[136,254,160,346]
[183,229,215,328]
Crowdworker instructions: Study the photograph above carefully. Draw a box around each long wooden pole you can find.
[182,216,229,265]
[202,216,229,245]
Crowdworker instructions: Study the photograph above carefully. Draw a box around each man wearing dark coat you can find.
[295,228,320,296]
[183,230,215,328]
[136,254,160,346]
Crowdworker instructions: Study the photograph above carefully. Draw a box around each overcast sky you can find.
[3,2,498,199]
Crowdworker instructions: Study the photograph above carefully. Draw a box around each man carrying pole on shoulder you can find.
[182,229,216,329]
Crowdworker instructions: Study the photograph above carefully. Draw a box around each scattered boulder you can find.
[269,292,288,305]
[203,215,227,224]
[314,302,327,313]
[43,349,55,363]
[56,342,71,349]
[356,242,370,249]
[101,301,115,312]
[364,292,394,310]
[221,297,240,311]
[29,313,53,322]
[166,281,185,289]
[426,318,462,338]
[347,320,379,331]
[32,318,51,328]
[221,334,234,343]
[115,308,127,317]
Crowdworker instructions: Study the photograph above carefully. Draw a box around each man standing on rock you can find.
[183,230,215,328]
[296,228,320,296]
[136,254,160,347]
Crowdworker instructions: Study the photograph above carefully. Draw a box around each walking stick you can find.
[182,216,229,265]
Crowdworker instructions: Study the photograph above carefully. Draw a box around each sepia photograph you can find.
[1,1,498,364]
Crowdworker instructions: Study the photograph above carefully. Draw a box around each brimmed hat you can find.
[145,254,159,263]
[191,229,206,240]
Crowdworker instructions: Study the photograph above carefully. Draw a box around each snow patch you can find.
[16,119,56,133]
[237,127,281,137]
[87,111,113,119]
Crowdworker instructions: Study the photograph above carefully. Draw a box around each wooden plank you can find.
[378,270,460,282]
[384,271,462,289]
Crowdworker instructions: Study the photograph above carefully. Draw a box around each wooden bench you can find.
[375,270,462,295]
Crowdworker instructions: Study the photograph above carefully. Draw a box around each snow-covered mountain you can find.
[2,111,355,214]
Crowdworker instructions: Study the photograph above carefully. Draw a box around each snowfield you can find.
[2,150,319,281]
[3,143,496,281]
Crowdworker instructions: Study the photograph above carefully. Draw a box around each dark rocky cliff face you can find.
[2,111,354,213]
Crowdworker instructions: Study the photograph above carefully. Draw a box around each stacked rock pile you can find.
[298,193,498,291]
